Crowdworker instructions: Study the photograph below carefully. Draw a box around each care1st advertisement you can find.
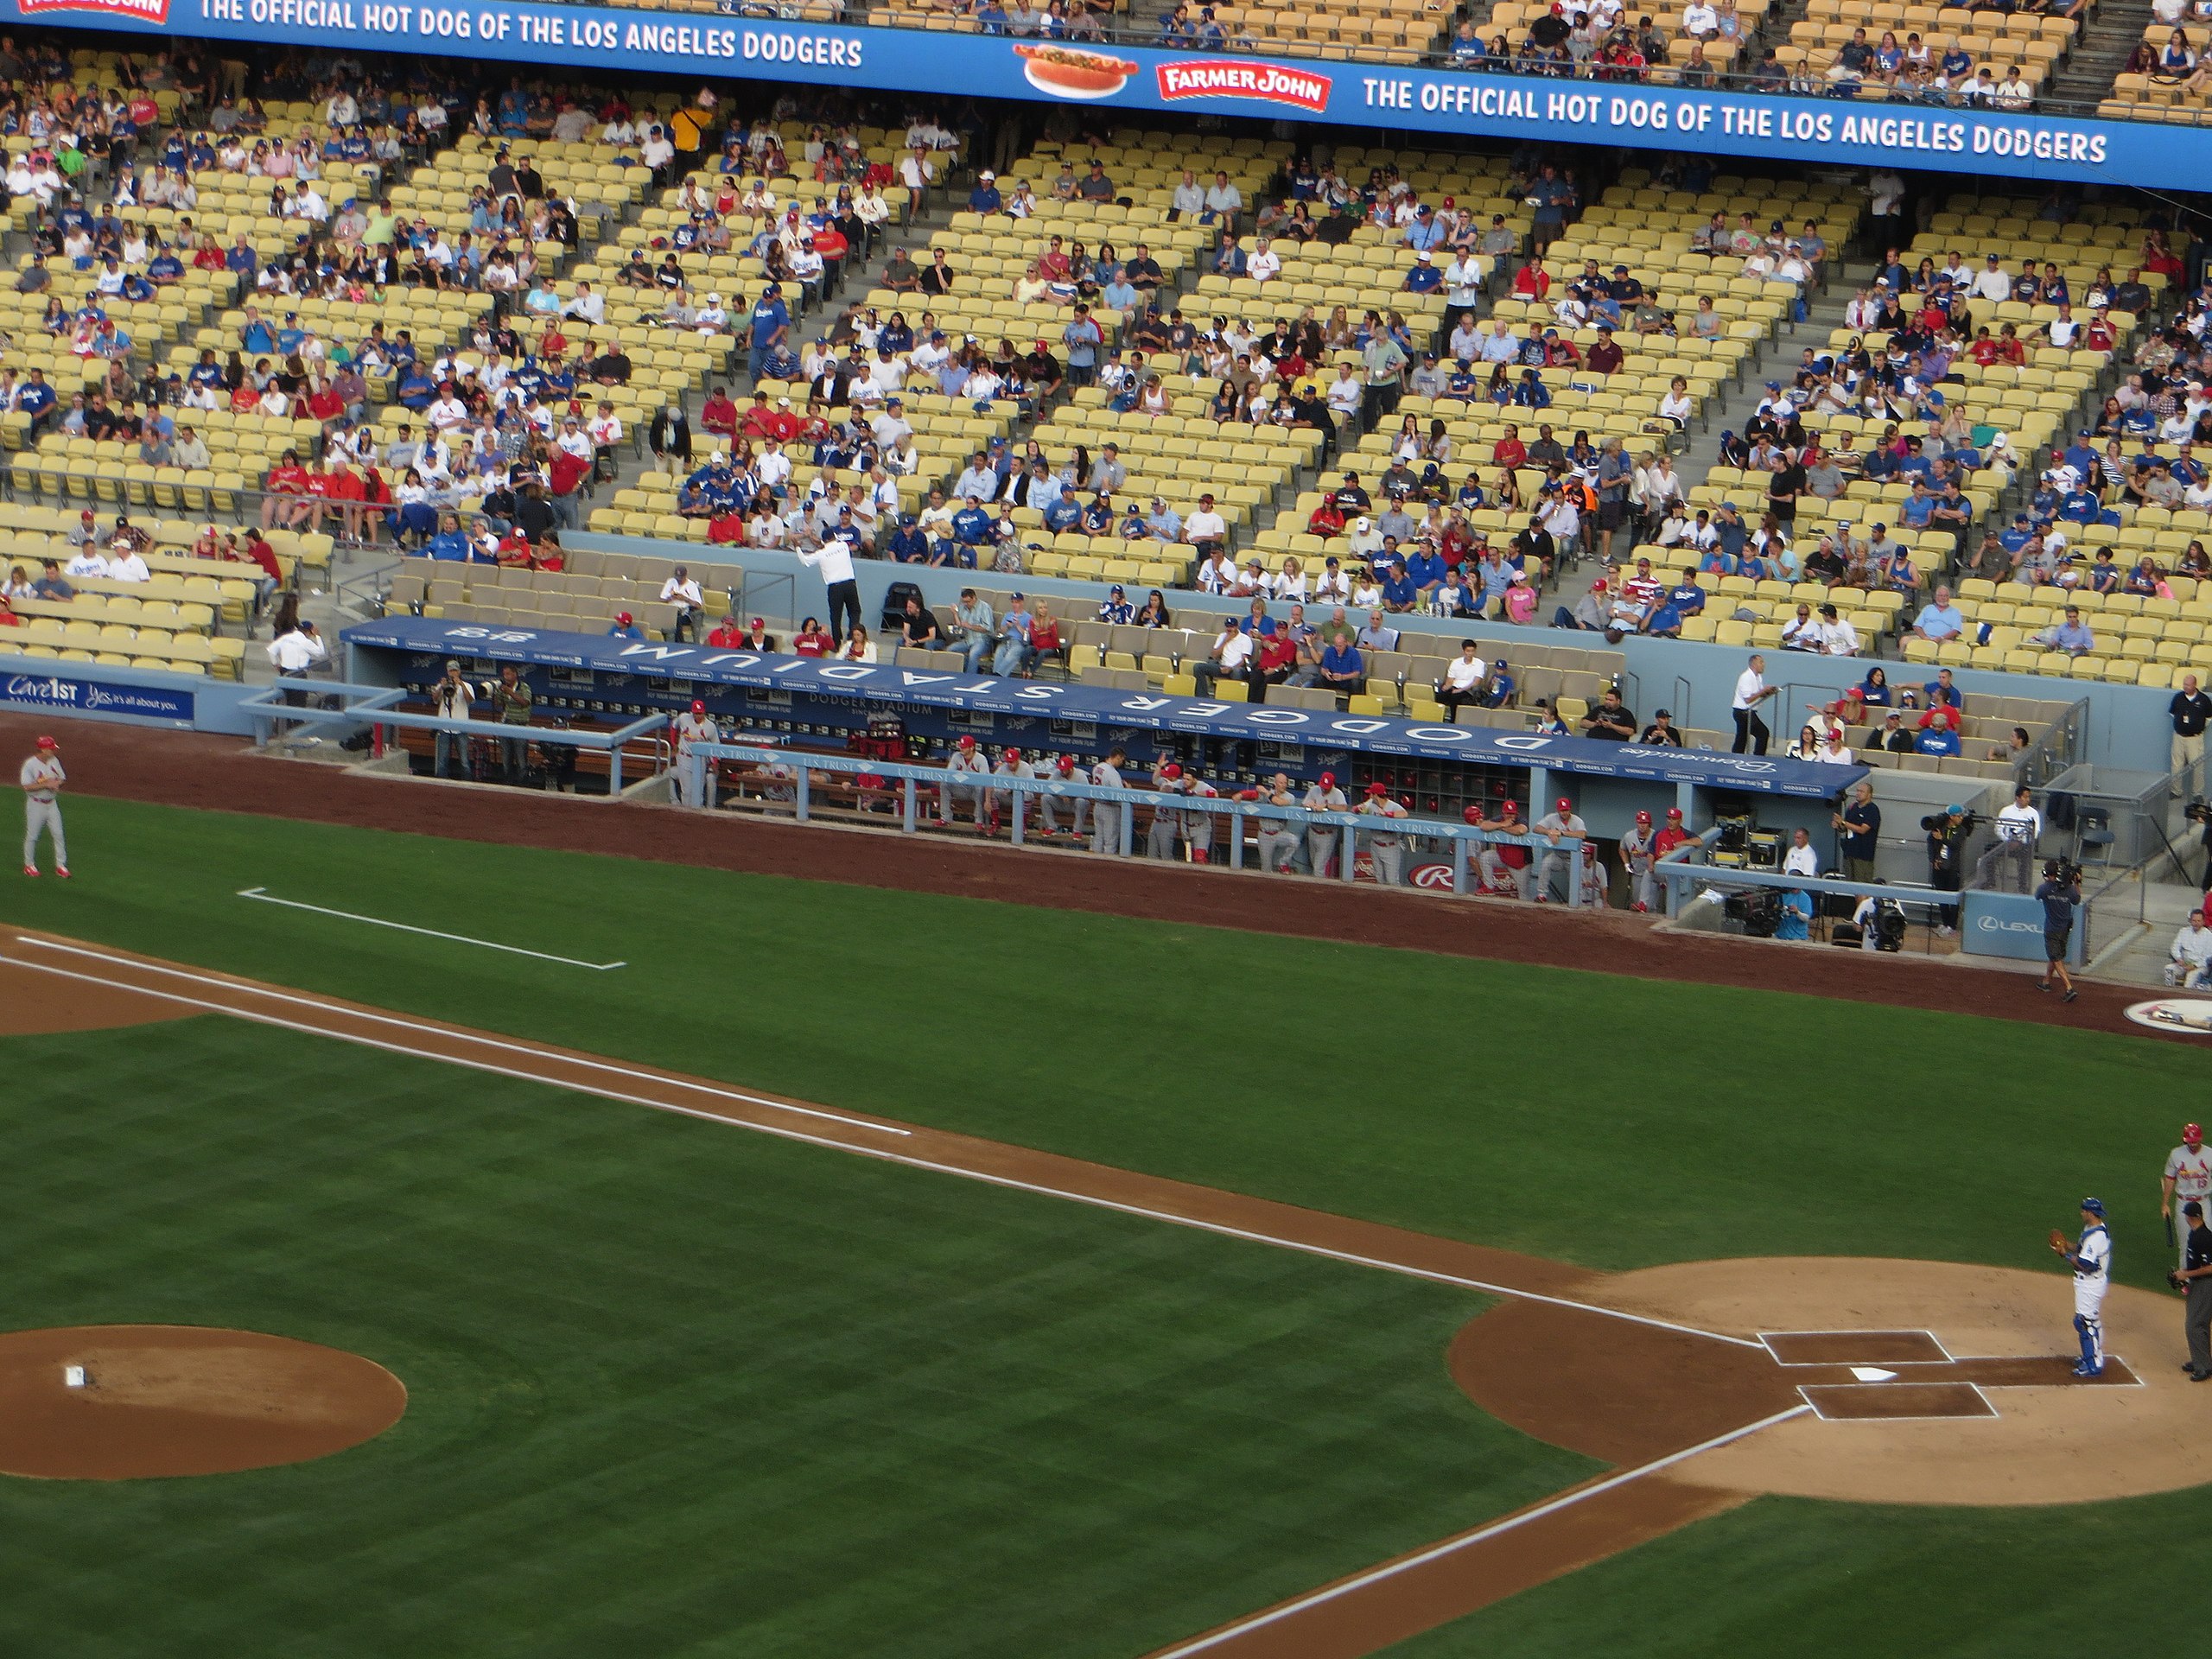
[0,0,2169,188]
[0,664,197,728]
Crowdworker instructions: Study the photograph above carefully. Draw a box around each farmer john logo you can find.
[20,0,169,21]
[1156,60,1332,112]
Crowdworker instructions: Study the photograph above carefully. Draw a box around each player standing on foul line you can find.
[21,734,66,879]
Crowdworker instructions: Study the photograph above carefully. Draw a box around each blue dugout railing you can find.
[683,741,1599,900]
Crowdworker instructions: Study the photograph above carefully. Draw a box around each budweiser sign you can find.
[1154,60,1332,112]
[20,0,170,19]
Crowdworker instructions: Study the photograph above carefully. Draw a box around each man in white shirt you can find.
[106,544,150,582]
[1203,172,1243,230]
[2166,912,2212,987]
[660,566,705,642]
[1440,640,1486,715]
[1815,601,1859,656]
[1970,256,2014,303]
[1974,784,2043,893]
[1682,0,1718,34]
[797,533,861,644]
[1443,252,1484,322]
[1326,365,1364,422]
[1184,493,1228,556]
[1731,652,1777,753]
[563,281,606,323]
[1783,827,1821,878]
[1246,237,1281,285]
[64,546,110,580]
[1533,798,1587,903]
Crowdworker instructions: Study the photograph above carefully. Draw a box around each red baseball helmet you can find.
[1462,804,1483,825]
[1161,762,1183,779]
[1319,771,1336,788]
[2189,1123,2204,1145]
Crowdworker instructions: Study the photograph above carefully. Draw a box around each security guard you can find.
[2179,1200,2212,1382]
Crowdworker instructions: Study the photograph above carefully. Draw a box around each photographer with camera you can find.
[1923,804,1971,936]
[2034,856,2082,1001]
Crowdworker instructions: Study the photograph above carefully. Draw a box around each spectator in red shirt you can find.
[262,450,314,530]
[740,391,777,439]
[321,459,367,545]
[792,617,834,656]
[1493,425,1527,470]
[707,613,747,647]
[701,385,739,438]
[706,508,746,543]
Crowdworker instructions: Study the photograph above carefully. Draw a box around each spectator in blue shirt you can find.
[1899,483,1936,528]
[426,515,473,561]
[951,496,995,545]
[607,612,645,641]
[2042,607,2096,655]
[1380,558,1417,612]
[1317,631,1365,697]
[968,172,1002,214]
[1042,494,1082,533]
[2058,486,2102,524]
[1404,251,1442,293]
[1910,585,1966,642]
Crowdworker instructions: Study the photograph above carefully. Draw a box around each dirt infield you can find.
[0,1325,406,1480]
[0,711,2173,1039]
[0,929,2189,1654]
[0,958,186,1034]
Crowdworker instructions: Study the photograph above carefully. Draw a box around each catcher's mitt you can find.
[2049,1228,2070,1253]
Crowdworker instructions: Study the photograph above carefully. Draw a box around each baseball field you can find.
[0,777,2202,1656]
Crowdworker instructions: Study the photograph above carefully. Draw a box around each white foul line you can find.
[236,887,626,972]
[1148,1404,1814,1658]
[4,937,1764,1351]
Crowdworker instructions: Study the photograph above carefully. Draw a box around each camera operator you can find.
[2035,857,2082,1002]
[1923,804,1971,937]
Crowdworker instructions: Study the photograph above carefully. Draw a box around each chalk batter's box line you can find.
[1759,1328,1955,1363]
[1798,1382,1999,1422]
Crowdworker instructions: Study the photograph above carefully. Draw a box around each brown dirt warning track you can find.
[0,710,2182,1039]
[0,929,2196,1656]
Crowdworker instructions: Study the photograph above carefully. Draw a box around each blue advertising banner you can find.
[346,614,1862,796]
[0,662,197,726]
[0,0,2174,188]
[1959,888,2084,966]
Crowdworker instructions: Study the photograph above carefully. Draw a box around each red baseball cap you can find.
[690,699,705,715]
[617,611,633,625]
[1057,754,1076,772]
[1666,806,1684,819]
[750,616,765,628]
[1636,809,1652,824]
[1462,804,1483,825]
[1557,797,1572,811]
[1319,771,1335,787]
[1161,762,1183,779]
[35,734,57,750]
[2189,1123,2204,1145]
[1366,780,1388,796]
[1003,747,1021,761]
[957,734,976,750]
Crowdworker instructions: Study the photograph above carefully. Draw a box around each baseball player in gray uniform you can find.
[21,734,66,878]
[1533,797,1586,902]
[1619,809,1659,912]
[1039,753,1087,839]
[1250,773,1302,873]
[1147,761,1188,860]
[1090,747,1128,855]
[1184,772,1219,864]
[2165,1123,2212,1270]
[670,700,719,806]
[938,734,992,827]
[1302,771,1348,875]
[1357,782,1408,885]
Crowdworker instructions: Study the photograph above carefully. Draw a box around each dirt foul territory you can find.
[0,711,2183,1039]
[0,932,2194,1656]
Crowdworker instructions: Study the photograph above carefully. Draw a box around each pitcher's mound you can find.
[0,1325,407,1479]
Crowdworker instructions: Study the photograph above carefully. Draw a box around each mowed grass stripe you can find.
[0,794,2194,1284]
[0,1018,1590,1658]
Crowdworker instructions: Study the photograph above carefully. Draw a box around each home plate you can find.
[1850,1366,1898,1382]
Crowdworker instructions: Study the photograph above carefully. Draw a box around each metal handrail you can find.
[683,738,1593,898]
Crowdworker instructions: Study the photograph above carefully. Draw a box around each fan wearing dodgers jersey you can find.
[2164,1124,2212,1270]
[2049,1197,2112,1378]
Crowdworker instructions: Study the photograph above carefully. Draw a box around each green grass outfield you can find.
[0,796,2202,1655]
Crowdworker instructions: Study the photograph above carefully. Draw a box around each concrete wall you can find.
[567,531,2178,772]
